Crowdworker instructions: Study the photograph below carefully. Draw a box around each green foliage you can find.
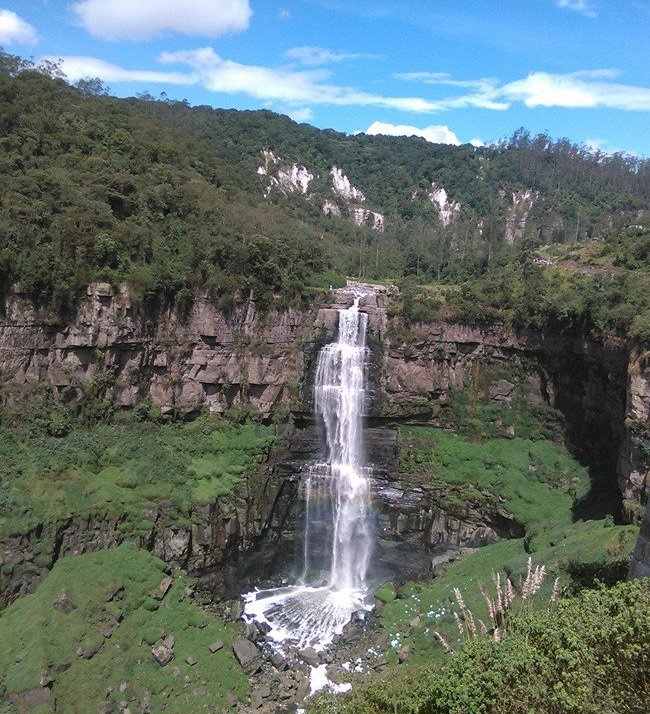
[0,545,248,712]
[0,412,275,538]
[398,427,589,531]
[311,579,650,714]
[1,50,650,317]
[384,426,637,668]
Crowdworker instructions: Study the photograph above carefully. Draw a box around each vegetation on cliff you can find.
[0,544,248,713]
[0,410,275,541]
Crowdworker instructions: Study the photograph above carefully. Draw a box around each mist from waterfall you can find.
[243,293,374,649]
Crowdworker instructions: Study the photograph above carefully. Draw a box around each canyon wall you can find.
[1,284,649,602]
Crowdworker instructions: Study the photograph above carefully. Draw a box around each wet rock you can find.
[298,647,319,667]
[271,651,287,669]
[258,683,271,699]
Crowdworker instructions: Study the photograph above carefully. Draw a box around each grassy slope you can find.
[0,413,276,540]
[0,544,248,713]
[377,427,637,665]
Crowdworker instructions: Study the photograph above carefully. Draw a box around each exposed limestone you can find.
[349,205,385,231]
[428,183,460,225]
[322,199,341,217]
[330,167,366,202]
[505,188,537,243]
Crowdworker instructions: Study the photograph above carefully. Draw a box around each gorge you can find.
[0,281,649,712]
[0,281,649,605]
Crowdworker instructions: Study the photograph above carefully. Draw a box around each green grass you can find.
[398,427,589,531]
[0,413,276,539]
[378,521,637,666]
[0,544,248,713]
[376,427,637,665]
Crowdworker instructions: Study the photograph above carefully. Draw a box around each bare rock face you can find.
[618,349,650,508]
[377,319,634,508]
[0,284,322,421]
[629,499,650,579]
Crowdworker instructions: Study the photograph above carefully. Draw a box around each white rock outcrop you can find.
[350,206,384,231]
[505,189,537,243]
[428,183,460,226]
[330,167,366,202]
[258,150,314,197]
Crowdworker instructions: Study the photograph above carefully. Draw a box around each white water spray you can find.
[243,293,374,648]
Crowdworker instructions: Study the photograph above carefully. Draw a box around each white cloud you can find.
[286,46,360,66]
[72,0,252,41]
[0,10,38,45]
[364,121,460,145]
[51,56,197,85]
[396,71,508,111]
[52,48,650,120]
[287,107,314,122]
[399,67,650,113]
[555,0,597,18]
[501,71,650,110]
[159,47,449,112]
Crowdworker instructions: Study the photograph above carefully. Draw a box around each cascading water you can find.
[243,292,374,649]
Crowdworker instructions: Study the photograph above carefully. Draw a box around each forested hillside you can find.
[1,49,650,323]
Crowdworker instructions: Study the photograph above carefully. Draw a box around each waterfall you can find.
[243,293,374,648]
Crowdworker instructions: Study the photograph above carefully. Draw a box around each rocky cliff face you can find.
[376,320,638,505]
[1,284,649,601]
[1,283,320,419]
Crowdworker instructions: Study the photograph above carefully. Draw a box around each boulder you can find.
[151,644,174,666]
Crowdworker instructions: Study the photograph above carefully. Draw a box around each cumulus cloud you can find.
[71,0,252,41]
[287,107,314,122]
[0,10,38,45]
[52,56,197,85]
[364,121,460,145]
[286,46,360,66]
[554,0,597,18]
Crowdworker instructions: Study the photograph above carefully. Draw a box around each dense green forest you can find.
[1,49,650,327]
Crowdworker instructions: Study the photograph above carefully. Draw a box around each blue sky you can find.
[2,0,650,156]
